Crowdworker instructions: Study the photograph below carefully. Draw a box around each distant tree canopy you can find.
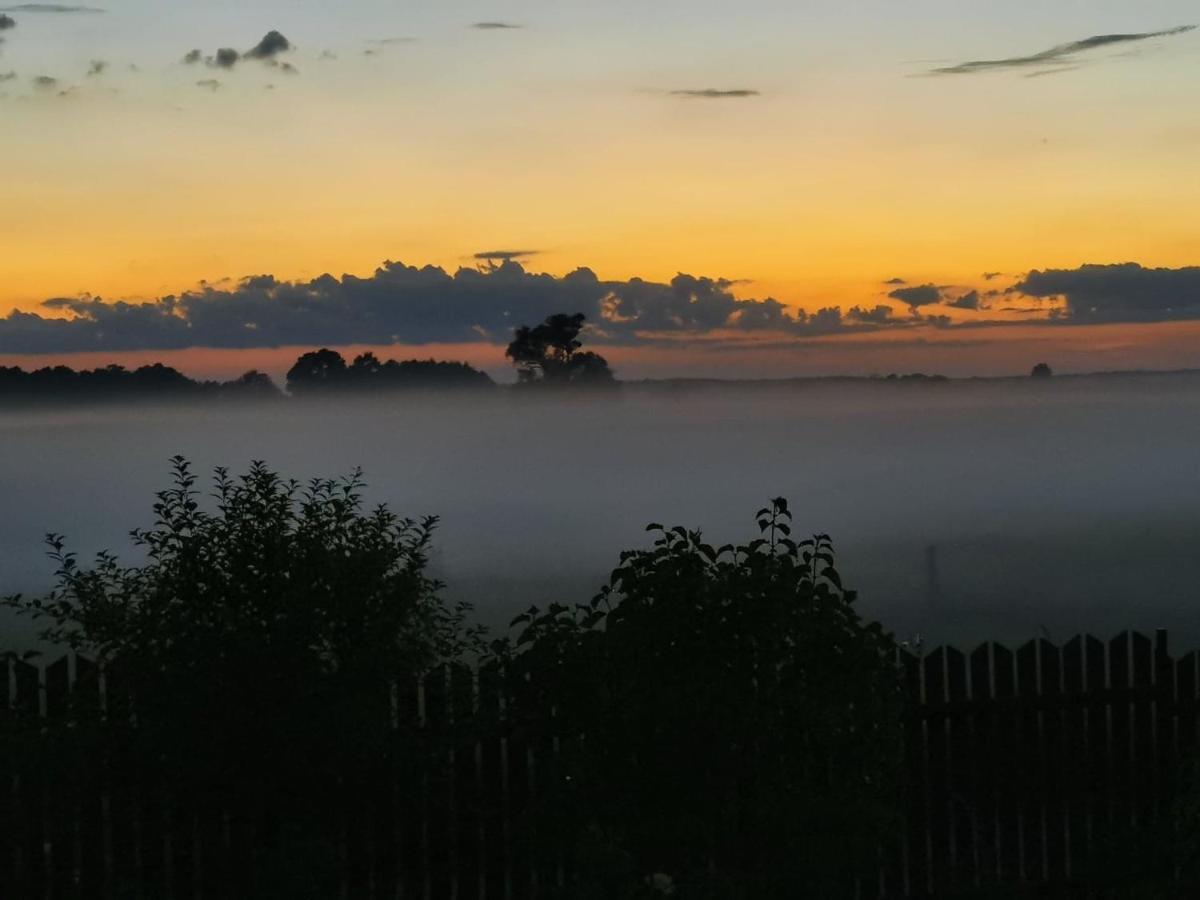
[285,349,494,396]
[505,313,616,386]
[1031,362,1053,378]
[0,362,281,405]
[0,350,492,405]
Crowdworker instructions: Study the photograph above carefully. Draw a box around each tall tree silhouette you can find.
[505,313,615,386]
[285,348,348,394]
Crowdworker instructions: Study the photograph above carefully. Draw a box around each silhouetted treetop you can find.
[1031,362,1053,378]
[505,312,616,387]
[285,348,494,395]
[0,362,282,405]
[285,348,348,393]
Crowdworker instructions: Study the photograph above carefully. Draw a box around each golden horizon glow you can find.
[2,1,1199,375]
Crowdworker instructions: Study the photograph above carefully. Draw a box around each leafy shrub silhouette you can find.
[497,498,902,898]
[3,457,481,895]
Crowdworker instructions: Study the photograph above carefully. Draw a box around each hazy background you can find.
[3,373,1198,651]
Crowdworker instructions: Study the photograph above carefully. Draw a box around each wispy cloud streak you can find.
[931,25,1194,75]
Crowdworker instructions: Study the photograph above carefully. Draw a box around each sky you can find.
[1,0,1198,380]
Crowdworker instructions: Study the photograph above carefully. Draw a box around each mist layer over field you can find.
[3,373,1199,649]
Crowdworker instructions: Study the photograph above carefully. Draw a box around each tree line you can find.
[0,313,616,406]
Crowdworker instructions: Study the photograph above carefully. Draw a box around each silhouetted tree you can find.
[349,351,384,386]
[285,349,494,395]
[497,499,901,897]
[221,369,283,399]
[506,313,616,386]
[286,347,348,394]
[1031,362,1053,378]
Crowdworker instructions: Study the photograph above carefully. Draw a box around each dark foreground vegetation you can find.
[3,461,1200,897]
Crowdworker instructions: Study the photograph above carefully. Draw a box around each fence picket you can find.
[4,633,1200,898]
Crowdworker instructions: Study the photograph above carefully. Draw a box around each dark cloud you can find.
[0,260,900,355]
[1014,262,1200,322]
[211,48,239,69]
[947,290,982,310]
[245,30,291,60]
[0,4,103,12]
[0,70,15,81]
[86,59,106,76]
[847,304,895,324]
[0,13,15,28]
[474,249,539,261]
[195,78,220,91]
[31,74,57,89]
[931,25,1195,75]
[1023,65,1082,79]
[279,62,298,75]
[883,277,907,285]
[470,21,521,29]
[670,89,760,98]
[188,31,291,72]
[982,272,1002,281]
[888,283,943,309]
[367,37,416,45]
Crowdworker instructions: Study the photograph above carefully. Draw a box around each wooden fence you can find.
[3,630,1200,898]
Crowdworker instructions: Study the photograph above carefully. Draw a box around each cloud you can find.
[887,283,942,309]
[947,290,982,310]
[0,4,103,11]
[883,277,907,285]
[474,249,539,261]
[367,37,417,46]
[982,272,1002,281]
[847,304,895,324]
[245,30,291,61]
[31,74,57,89]
[0,259,904,355]
[186,32,291,72]
[1014,262,1200,322]
[670,89,760,98]
[195,78,220,91]
[86,59,106,77]
[211,48,239,68]
[0,13,14,28]
[931,25,1195,75]
[470,21,521,29]
[0,70,15,81]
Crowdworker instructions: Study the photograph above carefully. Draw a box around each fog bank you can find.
[3,373,1199,649]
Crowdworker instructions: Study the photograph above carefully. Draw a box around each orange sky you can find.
[2,2,1199,377]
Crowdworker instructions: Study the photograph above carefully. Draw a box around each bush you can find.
[498,498,903,899]
[3,457,481,893]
